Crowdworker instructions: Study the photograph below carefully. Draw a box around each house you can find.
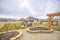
[26,16,41,24]
[19,16,41,26]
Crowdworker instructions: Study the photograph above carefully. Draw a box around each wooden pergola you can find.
[47,12,60,30]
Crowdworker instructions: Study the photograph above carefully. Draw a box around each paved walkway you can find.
[19,29,60,40]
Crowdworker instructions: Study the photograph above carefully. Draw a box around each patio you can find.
[19,29,60,40]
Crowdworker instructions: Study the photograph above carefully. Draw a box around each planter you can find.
[0,30,22,40]
[26,27,53,33]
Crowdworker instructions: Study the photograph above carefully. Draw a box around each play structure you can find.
[26,12,60,33]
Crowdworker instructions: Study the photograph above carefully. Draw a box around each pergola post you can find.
[48,16,53,30]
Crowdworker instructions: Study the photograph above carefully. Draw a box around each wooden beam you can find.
[47,13,60,16]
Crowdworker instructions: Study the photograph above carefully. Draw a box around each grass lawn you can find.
[0,22,32,32]
[32,23,60,31]
[52,26,60,31]
[0,22,60,32]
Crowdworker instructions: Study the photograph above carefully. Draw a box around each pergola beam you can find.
[47,13,60,16]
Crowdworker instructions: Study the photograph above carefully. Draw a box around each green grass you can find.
[52,26,60,31]
[32,23,48,27]
[0,22,60,32]
[0,23,32,32]
[33,23,60,31]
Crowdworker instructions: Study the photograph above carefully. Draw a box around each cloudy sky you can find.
[0,0,60,19]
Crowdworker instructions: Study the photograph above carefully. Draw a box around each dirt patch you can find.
[0,31,19,40]
[29,27,48,30]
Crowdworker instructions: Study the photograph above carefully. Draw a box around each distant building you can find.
[19,16,41,25]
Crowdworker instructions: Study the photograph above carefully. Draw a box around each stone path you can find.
[19,29,60,40]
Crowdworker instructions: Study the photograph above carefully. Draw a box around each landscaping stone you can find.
[0,31,19,40]
[26,27,53,33]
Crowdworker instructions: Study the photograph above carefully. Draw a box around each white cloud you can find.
[38,16,48,19]
[0,13,28,19]
[18,0,37,16]
[0,14,15,18]
[0,0,60,19]
[45,0,58,14]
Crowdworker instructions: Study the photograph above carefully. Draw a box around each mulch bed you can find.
[0,31,19,40]
[29,27,49,30]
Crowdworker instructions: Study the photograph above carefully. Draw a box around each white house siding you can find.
[33,20,40,24]
[42,22,48,24]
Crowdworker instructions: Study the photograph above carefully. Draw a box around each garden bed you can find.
[26,27,53,33]
[0,30,22,40]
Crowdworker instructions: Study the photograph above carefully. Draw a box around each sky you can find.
[0,0,60,19]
